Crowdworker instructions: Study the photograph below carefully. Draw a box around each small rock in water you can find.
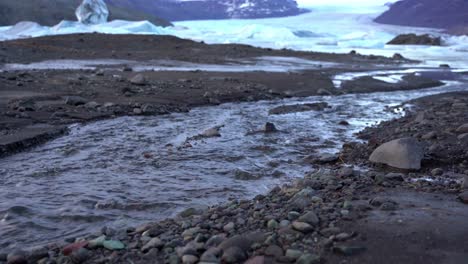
[458,191,468,204]
[264,122,278,133]
[456,124,468,134]
[102,240,125,250]
[65,95,88,106]
[201,126,222,137]
[369,137,424,170]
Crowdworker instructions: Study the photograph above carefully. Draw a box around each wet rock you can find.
[27,246,49,262]
[315,153,339,164]
[205,235,226,248]
[6,250,27,264]
[458,133,468,142]
[369,197,398,209]
[339,120,350,126]
[64,96,88,106]
[292,221,314,233]
[296,254,320,264]
[268,102,329,115]
[245,256,266,264]
[392,53,405,60]
[222,247,246,263]
[369,138,424,170]
[462,175,468,190]
[387,34,441,46]
[201,126,222,137]
[458,191,468,204]
[130,74,147,85]
[76,0,109,25]
[234,169,261,180]
[264,122,278,133]
[332,245,366,256]
[421,131,437,140]
[200,247,221,262]
[317,88,332,96]
[456,124,468,133]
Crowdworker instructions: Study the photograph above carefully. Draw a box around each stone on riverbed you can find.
[268,102,329,115]
[369,138,424,170]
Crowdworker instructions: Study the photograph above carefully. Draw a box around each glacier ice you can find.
[75,0,109,25]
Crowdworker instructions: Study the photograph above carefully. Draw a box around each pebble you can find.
[222,247,247,263]
[267,219,279,229]
[292,221,315,233]
[223,222,235,232]
[6,250,27,264]
[296,254,321,264]
[298,211,320,226]
[182,254,199,264]
[102,240,125,250]
[285,249,303,260]
[338,167,354,177]
[70,248,91,263]
[142,237,163,252]
[264,244,283,258]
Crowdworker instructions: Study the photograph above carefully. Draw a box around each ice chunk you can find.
[75,0,109,25]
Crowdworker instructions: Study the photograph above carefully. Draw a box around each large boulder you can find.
[387,34,441,46]
[76,0,109,25]
[369,138,424,170]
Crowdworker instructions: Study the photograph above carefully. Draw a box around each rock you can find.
[70,248,91,263]
[205,235,226,248]
[285,249,303,260]
[182,254,199,264]
[369,138,424,170]
[64,96,88,106]
[315,153,339,164]
[133,108,143,115]
[218,232,266,252]
[458,133,468,142]
[142,237,163,252]
[431,168,444,176]
[234,169,261,180]
[456,124,468,133]
[63,241,89,256]
[6,250,27,264]
[268,102,329,115]
[102,240,125,250]
[462,175,468,190]
[421,131,437,140]
[387,34,441,46]
[292,221,314,233]
[458,191,468,204]
[264,122,278,133]
[317,88,332,96]
[27,246,49,262]
[338,167,354,177]
[296,254,320,264]
[76,0,109,25]
[245,256,266,264]
[130,74,147,85]
[200,247,221,262]
[267,219,279,229]
[265,245,283,258]
[440,64,451,68]
[384,172,405,182]
[223,222,235,232]
[298,211,319,226]
[222,247,246,263]
[88,235,106,248]
[392,53,405,60]
[201,126,222,137]
[332,245,366,256]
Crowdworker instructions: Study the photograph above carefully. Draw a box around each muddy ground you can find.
[0,34,467,264]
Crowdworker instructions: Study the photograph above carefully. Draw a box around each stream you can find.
[0,80,467,250]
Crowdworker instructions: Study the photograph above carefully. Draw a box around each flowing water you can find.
[0,80,467,250]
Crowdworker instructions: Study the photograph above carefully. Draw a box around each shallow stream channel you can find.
[1,78,467,250]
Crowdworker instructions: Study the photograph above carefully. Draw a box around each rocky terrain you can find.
[1,33,468,264]
[375,0,468,32]
[0,0,172,27]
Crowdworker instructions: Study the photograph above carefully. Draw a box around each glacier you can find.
[0,0,467,68]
